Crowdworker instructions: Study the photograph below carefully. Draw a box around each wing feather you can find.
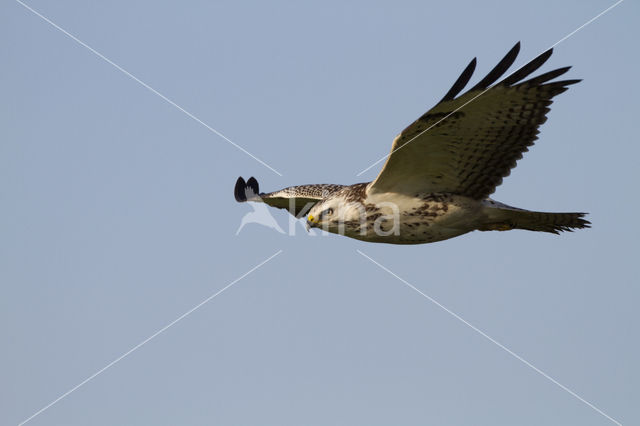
[500,48,553,86]
[520,66,571,86]
[439,58,477,103]
[368,44,579,200]
[468,42,520,91]
[235,177,343,218]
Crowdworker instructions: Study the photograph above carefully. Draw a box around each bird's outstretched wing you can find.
[234,177,344,218]
[367,42,580,199]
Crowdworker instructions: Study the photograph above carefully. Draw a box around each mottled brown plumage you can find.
[368,42,580,199]
[234,42,590,244]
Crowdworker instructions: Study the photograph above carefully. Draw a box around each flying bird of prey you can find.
[235,42,590,244]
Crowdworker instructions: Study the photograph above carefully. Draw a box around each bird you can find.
[234,42,590,244]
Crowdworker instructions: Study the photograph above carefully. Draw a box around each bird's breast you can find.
[337,192,481,244]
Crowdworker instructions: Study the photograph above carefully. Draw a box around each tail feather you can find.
[480,201,590,234]
[507,211,590,234]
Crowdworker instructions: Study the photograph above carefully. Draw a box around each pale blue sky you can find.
[2,1,639,425]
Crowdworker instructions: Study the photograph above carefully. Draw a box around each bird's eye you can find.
[318,207,333,220]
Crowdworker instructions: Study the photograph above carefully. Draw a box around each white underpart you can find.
[315,192,486,245]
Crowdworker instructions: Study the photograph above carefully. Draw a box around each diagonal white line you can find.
[18,250,283,426]
[548,0,625,49]
[356,0,625,177]
[356,249,622,426]
[15,0,283,177]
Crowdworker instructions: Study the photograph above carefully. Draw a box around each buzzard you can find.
[234,42,590,244]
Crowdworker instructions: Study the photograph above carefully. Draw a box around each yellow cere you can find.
[308,214,315,222]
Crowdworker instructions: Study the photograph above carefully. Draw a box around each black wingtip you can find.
[501,47,554,86]
[468,42,521,92]
[234,177,247,202]
[234,176,260,202]
[246,177,259,194]
[439,57,477,103]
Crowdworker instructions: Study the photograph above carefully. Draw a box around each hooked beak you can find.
[306,214,318,231]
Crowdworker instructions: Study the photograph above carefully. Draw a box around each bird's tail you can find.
[480,201,590,234]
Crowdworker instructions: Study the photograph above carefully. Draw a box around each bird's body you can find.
[303,183,475,244]
[359,192,484,245]
[234,43,590,244]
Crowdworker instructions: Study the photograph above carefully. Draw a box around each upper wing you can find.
[367,42,580,199]
[234,177,344,218]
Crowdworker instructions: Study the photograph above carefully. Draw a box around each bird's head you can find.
[306,196,364,234]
